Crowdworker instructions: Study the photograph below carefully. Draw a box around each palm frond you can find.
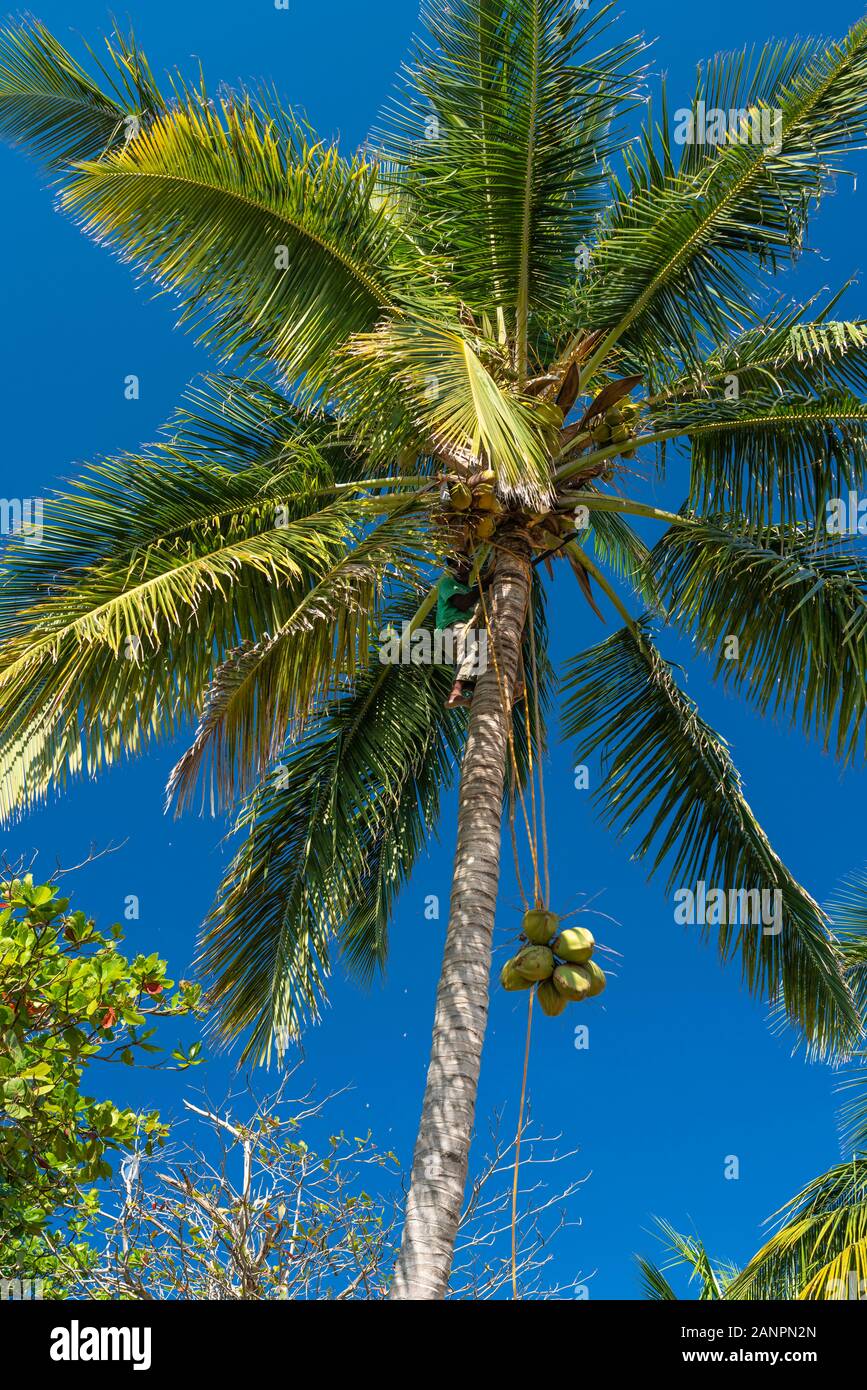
[509,569,554,790]
[589,506,663,609]
[571,20,867,371]
[199,649,465,1062]
[649,393,867,525]
[561,620,859,1054]
[346,313,560,502]
[60,90,401,384]
[167,518,430,813]
[652,520,867,764]
[656,306,867,404]
[635,1256,679,1300]
[827,869,867,1153]
[729,1159,867,1299]
[637,1217,731,1300]
[0,447,423,823]
[376,0,645,357]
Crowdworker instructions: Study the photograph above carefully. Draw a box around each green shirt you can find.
[436,573,473,630]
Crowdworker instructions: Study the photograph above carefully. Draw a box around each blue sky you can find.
[1,0,866,1298]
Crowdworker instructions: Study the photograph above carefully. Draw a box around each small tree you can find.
[52,1079,586,1300]
[0,873,203,1292]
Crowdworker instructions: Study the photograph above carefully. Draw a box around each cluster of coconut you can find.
[589,400,640,460]
[437,469,505,545]
[500,908,606,1016]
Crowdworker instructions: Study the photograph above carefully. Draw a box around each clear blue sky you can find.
[1,0,866,1298]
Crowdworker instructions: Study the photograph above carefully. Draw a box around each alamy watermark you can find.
[1,1277,43,1299]
[673,880,782,936]
[0,498,43,547]
[378,622,488,675]
[674,102,782,154]
[826,492,867,536]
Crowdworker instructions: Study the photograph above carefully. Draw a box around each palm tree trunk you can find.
[390,539,531,1300]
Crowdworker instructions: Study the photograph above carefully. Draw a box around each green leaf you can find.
[60,90,401,384]
[561,619,859,1054]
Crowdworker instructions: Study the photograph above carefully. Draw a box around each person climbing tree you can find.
[437,560,486,708]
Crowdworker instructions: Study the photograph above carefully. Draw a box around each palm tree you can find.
[1,4,867,1298]
[640,871,867,1300]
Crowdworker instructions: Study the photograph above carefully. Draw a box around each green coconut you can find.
[581,959,607,997]
[449,481,473,511]
[475,514,497,540]
[552,926,595,964]
[522,907,560,944]
[591,422,611,444]
[500,958,533,991]
[604,406,624,426]
[514,945,555,982]
[474,483,499,511]
[610,423,630,444]
[553,963,593,1001]
[537,979,568,1017]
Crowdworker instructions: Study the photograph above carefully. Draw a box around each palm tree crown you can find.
[1,2,867,1076]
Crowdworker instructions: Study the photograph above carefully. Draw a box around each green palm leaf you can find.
[561,620,859,1054]
[200,649,465,1062]
[571,20,867,372]
[0,17,165,166]
[0,454,421,822]
[728,1160,867,1299]
[636,1218,735,1300]
[652,520,867,763]
[647,393,867,524]
[346,312,560,501]
[166,519,431,813]
[60,90,401,385]
[377,0,644,361]
[655,307,867,404]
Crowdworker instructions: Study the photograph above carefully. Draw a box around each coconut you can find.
[475,514,496,540]
[474,483,499,511]
[449,481,473,511]
[500,958,533,991]
[610,424,630,443]
[552,926,594,964]
[553,963,593,1001]
[514,945,555,982]
[604,406,624,426]
[537,979,568,1016]
[581,960,607,997]
[522,907,559,944]
[591,422,611,444]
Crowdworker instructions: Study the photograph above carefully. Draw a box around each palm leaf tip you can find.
[0,17,165,167]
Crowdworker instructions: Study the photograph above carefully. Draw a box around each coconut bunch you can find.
[499,909,606,1017]
[436,469,506,545]
[588,399,640,461]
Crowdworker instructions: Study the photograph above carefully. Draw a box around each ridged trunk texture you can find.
[390,540,531,1300]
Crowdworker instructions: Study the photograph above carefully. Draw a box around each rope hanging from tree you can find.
[476,541,605,1298]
